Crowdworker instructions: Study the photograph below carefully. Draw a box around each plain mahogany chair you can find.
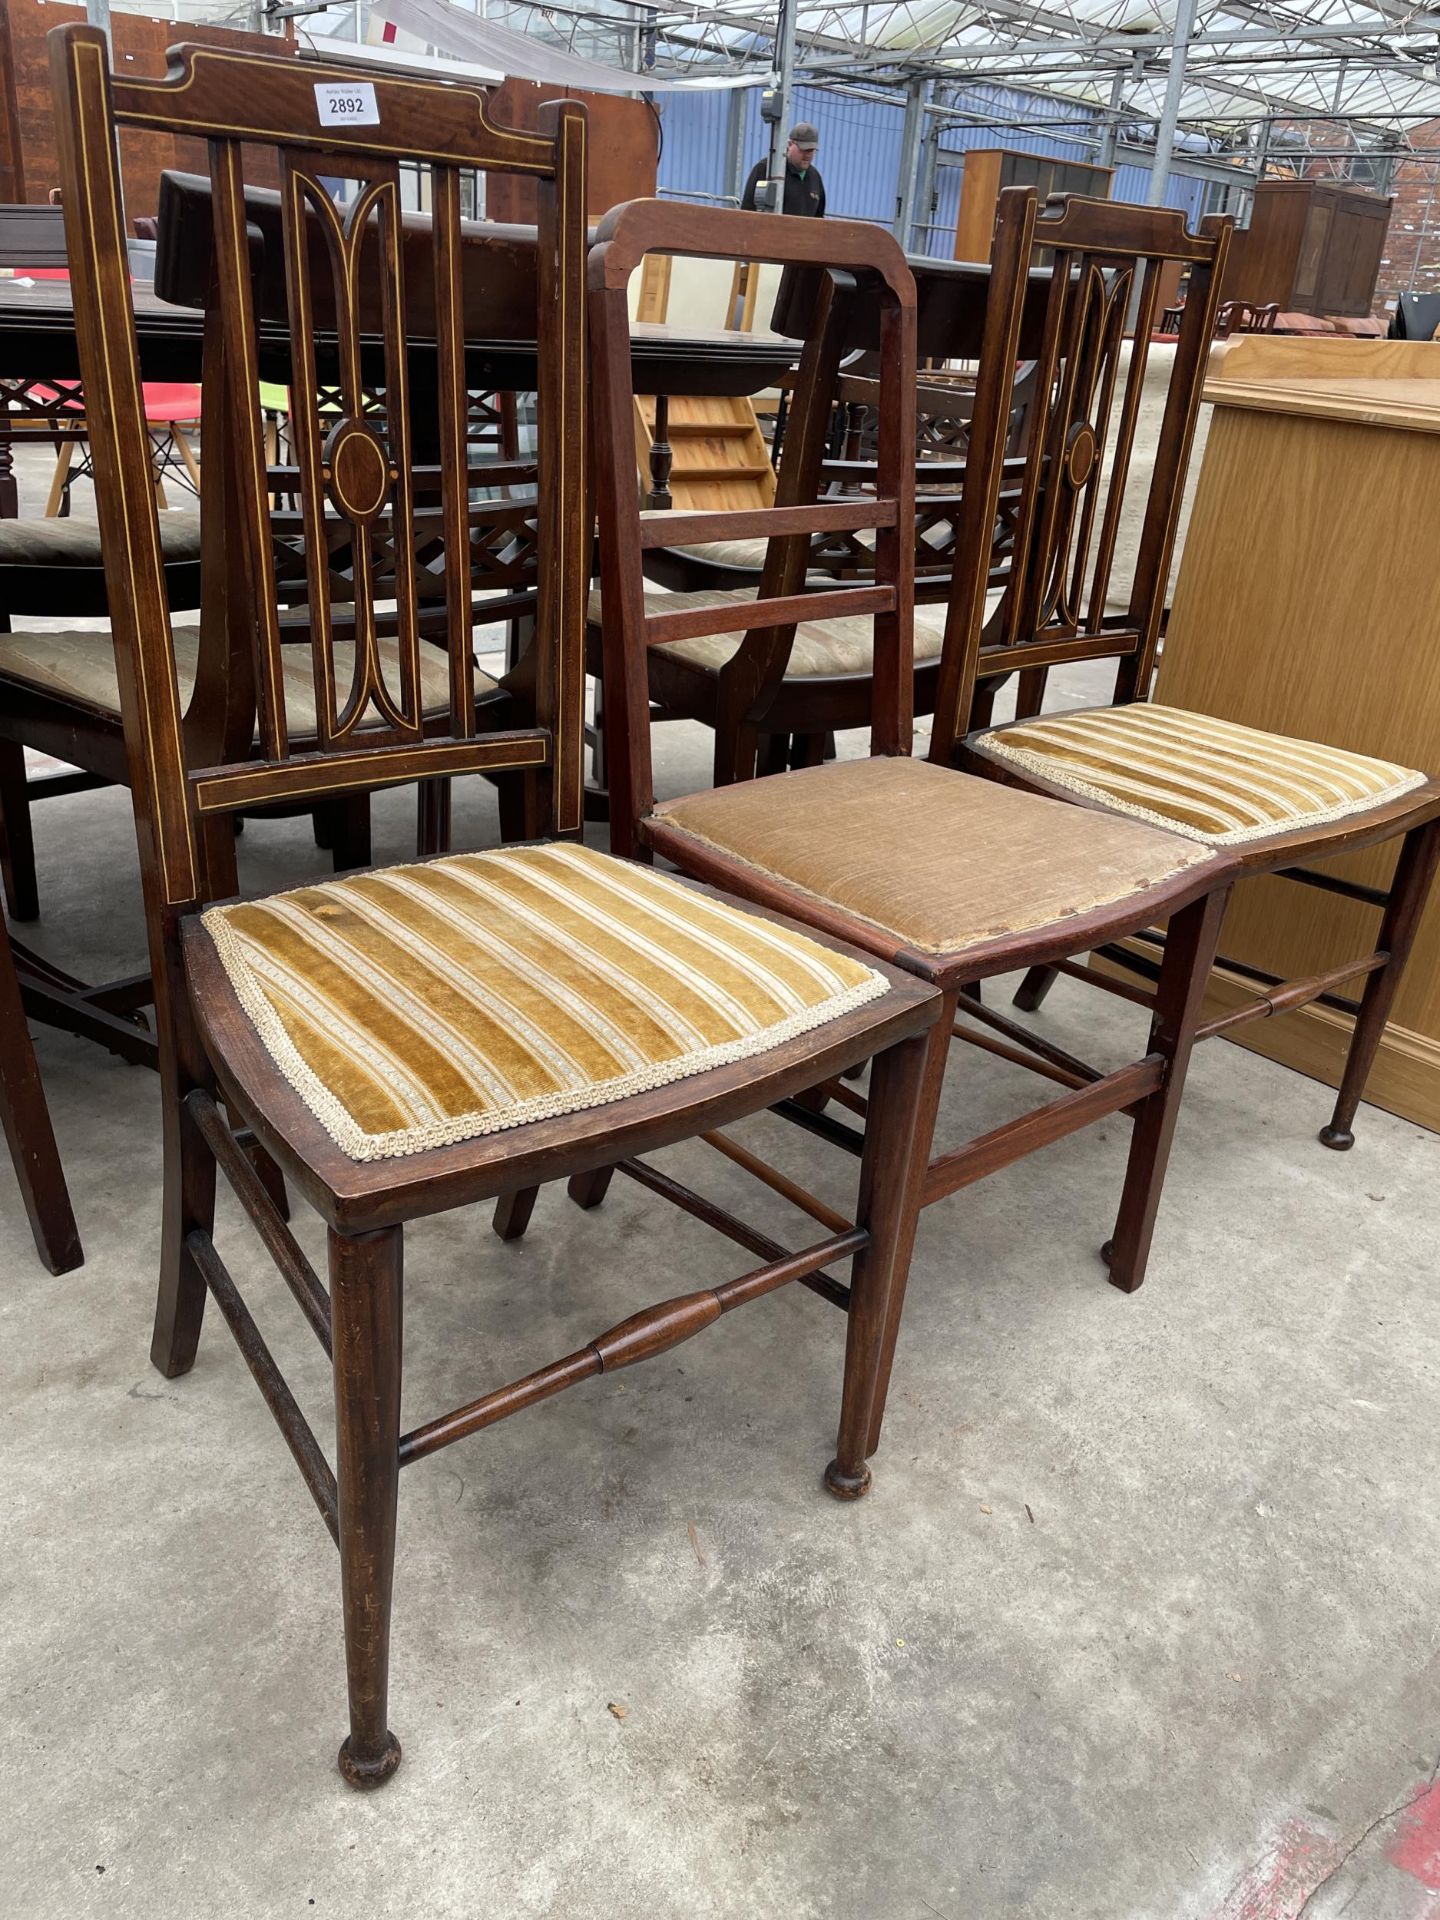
[595,259,1038,789]
[53,25,942,1787]
[0,898,81,1273]
[933,189,1440,1154]
[586,198,1242,1402]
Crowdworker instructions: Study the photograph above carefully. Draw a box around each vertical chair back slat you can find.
[430,164,477,739]
[212,135,289,762]
[928,189,1230,762]
[49,25,588,908]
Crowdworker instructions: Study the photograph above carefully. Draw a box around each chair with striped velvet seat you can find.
[55,28,943,1789]
[933,187,1440,1151]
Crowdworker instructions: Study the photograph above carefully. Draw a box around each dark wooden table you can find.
[0,279,804,516]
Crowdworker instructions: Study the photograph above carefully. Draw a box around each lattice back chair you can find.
[53,28,945,1785]
[590,200,917,838]
[929,188,1230,756]
[944,188,1440,1156]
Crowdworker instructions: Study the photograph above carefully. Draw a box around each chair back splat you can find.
[49,25,588,923]
[928,188,1231,764]
[587,201,916,857]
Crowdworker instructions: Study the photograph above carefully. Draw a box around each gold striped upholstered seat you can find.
[971,704,1428,847]
[199,842,887,1162]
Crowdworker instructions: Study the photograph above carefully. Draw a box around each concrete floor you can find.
[2,484,1438,1917]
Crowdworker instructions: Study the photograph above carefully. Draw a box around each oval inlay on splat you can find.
[1064,421,1097,489]
[322,419,393,524]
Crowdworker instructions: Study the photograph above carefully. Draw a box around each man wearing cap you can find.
[741,124,826,217]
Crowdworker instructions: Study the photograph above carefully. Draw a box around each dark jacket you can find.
[741,157,825,218]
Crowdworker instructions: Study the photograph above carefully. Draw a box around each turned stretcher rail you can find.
[397,1223,867,1466]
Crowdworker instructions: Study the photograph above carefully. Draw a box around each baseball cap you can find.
[789,123,820,149]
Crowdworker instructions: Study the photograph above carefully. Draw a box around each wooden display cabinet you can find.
[952,147,1113,264]
[1223,181,1392,318]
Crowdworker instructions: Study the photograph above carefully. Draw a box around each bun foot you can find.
[338,1730,402,1789]
[1318,1124,1355,1151]
[824,1459,872,1501]
[1100,1239,1114,1266]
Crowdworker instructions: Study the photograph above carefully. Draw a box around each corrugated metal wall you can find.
[655,75,1212,246]
[656,82,905,220]
[655,86,735,205]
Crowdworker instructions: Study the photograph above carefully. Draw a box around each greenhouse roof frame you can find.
[629,0,1440,133]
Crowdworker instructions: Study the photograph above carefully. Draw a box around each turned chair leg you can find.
[567,1164,615,1210]
[331,1224,404,1789]
[1320,818,1440,1151]
[492,1186,538,1241]
[1013,964,1058,1013]
[1105,888,1229,1295]
[0,738,40,923]
[150,1069,218,1378]
[417,778,453,858]
[0,921,82,1273]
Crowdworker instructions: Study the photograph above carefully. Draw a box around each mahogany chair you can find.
[588,198,1241,1349]
[53,25,942,1786]
[933,188,1440,1152]
[0,897,82,1274]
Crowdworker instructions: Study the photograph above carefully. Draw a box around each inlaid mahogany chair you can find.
[0,897,81,1274]
[587,199,1241,1357]
[53,25,942,1786]
[933,188,1440,1152]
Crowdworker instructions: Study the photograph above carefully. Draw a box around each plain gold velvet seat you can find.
[198,842,885,1162]
[649,756,1215,963]
[0,624,498,729]
[969,703,1427,847]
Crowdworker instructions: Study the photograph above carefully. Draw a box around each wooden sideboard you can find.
[1155,335,1440,1131]
[1222,181,1392,318]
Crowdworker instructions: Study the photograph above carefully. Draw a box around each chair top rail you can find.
[106,39,556,176]
[589,200,916,312]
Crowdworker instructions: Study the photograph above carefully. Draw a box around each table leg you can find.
[645,392,672,511]
[0,416,17,518]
